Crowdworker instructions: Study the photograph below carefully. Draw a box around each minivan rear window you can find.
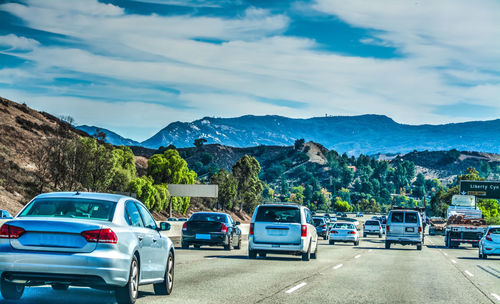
[255,206,301,223]
[405,212,418,223]
[390,212,404,223]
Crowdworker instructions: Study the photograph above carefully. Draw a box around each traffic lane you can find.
[136,238,375,304]
[427,235,500,302]
[267,237,493,304]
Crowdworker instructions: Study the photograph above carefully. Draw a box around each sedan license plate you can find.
[405,227,414,232]
[196,234,211,240]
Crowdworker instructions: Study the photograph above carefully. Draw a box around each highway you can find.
[4,233,499,304]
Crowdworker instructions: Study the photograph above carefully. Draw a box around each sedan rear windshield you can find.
[489,228,500,234]
[313,218,324,226]
[334,223,355,230]
[255,206,300,223]
[365,220,380,225]
[189,213,227,223]
[19,198,116,221]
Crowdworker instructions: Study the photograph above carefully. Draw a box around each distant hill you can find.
[139,115,500,155]
[76,125,140,146]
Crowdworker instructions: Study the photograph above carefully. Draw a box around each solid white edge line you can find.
[368,249,373,252]
[354,254,361,259]
[333,264,343,270]
[443,252,448,256]
[491,293,500,301]
[464,270,473,277]
[451,259,457,264]
[285,282,307,294]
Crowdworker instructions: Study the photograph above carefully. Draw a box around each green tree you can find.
[210,169,237,210]
[194,138,207,148]
[333,197,353,212]
[232,155,264,213]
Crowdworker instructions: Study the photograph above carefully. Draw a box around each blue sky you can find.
[1,0,499,141]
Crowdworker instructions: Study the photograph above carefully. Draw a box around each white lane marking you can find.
[205,257,217,260]
[443,252,448,256]
[368,249,373,252]
[451,259,457,264]
[354,254,361,259]
[285,282,307,294]
[464,270,473,277]
[333,264,343,270]
[492,293,500,301]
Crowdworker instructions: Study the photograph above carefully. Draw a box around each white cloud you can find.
[0,0,499,141]
[0,34,39,51]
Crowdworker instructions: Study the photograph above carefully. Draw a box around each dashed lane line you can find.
[451,259,457,264]
[492,293,500,301]
[465,270,474,277]
[333,264,343,270]
[443,252,449,256]
[354,254,361,259]
[285,282,307,294]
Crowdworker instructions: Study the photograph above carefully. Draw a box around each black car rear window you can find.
[405,212,418,223]
[365,220,379,225]
[189,213,227,223]
[313,218,324,226]
[390,212,404,223]
[255,206,300,223]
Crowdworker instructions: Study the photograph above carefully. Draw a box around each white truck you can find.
[444,195,487,248]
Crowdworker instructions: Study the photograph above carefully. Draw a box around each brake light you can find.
[322,224,326,229]
[386,225,390,232]
[486,232,492,241]
[418,226,422,233]
[0,224,25,239]
[348,231,356,234]
[221,223,228,233]
[182,222,187,232]
[301,225,307,237]
[331,230,338,234]
[249,223,254,236]
[81,228,117,244]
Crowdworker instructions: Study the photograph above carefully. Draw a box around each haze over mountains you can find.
[78,115,500,155]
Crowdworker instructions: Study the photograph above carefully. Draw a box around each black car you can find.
[181,212,242,250]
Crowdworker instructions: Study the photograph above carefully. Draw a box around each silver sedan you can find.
[0,192,175,304]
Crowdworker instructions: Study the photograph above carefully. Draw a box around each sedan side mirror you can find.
[158,222,171,231]
[235,221,241,226]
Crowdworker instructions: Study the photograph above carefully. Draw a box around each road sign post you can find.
[459,180,500,200]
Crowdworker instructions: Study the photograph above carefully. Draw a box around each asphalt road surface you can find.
[2,234,499,304]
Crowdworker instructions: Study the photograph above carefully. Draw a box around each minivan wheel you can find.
[329,240,334,245]
[116,256,139,304]
[154,253,174,295]
[311,243,318,259]
[249,249,257,259]
[52,284,69,291]
[417,243,422,251]
[302,243,311,261]
[0,278,24,300]
[385,240,391,249]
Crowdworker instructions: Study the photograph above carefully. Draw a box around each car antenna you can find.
[75,191,80,195]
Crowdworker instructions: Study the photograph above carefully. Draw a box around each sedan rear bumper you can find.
[182,233,228,246]
[330,235,357,242]
[0,244,130,287]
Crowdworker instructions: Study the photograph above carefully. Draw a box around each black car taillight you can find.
[182,222,187,232]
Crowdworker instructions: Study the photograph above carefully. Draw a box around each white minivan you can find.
[248,203,318,261]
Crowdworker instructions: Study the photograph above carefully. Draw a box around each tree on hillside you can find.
[232,155,264,213]
[210,169,237,210]
[294,138,305,150]
[194,138,207,148]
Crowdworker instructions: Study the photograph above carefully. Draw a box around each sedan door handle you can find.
[152,238,158,243]
[138,236,143,241]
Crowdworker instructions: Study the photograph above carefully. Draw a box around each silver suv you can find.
[385,210,423,250]
[248,203,318,261]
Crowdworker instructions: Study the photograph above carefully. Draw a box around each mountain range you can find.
[79,115,500,155]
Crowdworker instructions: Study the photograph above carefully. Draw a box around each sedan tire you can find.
[116,256,139,304]
[329,240,334,245]
[154,253,174,295]
[224,236,233,251]
[0,278,24,300]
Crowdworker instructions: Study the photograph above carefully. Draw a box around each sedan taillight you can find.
[0,224,25,239]
[386,225,390,232]
[331,230,338,234]
[81,228,117,244]
[485,232,492,241]
[348,231,356,234]
[221,223,228,233]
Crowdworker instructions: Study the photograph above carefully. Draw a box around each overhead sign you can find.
[451,195,475,207]
[168,184,218,198]
[459,180,500,199]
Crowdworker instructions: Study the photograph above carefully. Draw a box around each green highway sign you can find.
[459,180,500,199]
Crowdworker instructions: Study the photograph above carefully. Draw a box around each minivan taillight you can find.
[221,223,228,233]
[249,223,254,236]
[182,222,187,232]
[0,224,25,239]
[486,232,492,241]
[81,228,117,244]
[301,225,307,237]
[418,226,422,233]
[386,225,390,232]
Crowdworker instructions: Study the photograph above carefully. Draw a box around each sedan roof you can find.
[34,192,131,203]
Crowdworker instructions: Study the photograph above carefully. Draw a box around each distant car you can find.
[336,212,346,217]
[479,226,500,259]
[0,210,12,219]
[385,210,423,250]
[356,212,364,217]
[313,217,329,240]
[329,216,338,222]
[177,218,188,222]
[363,220,383,238]
[181,212,242,250]
[248,203,318,261]
[167,218,178,221]
[329,222,359,246]
[0,192,175,304]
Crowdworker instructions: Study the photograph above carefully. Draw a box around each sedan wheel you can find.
[0,277,24,300]
[116,256,139,304]
[154,253,174,295]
